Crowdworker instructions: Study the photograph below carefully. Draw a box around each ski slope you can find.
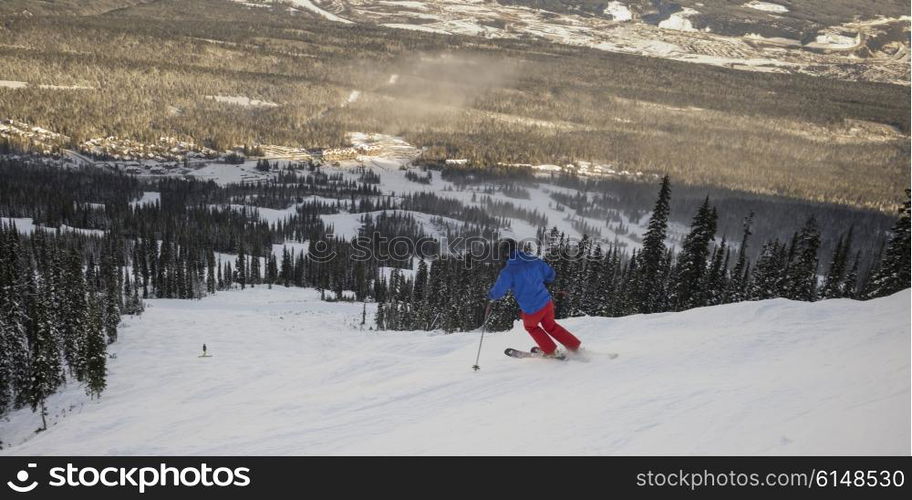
[1,288,908,455]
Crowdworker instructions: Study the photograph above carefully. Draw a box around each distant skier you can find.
[202,344,207,356]
[488,238,581,357]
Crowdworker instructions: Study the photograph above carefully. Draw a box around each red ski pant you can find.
[521,301,581,355]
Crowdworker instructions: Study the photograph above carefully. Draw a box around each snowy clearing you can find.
[0,80,28,88]
[605,2,633,22]
[377,1,428,10]
[185,161,274,185]
[744,1,789,14]
[320,210,465,241]
[0,287,907,455]
[205,95,279,107]
[37,84,95,90]
[0,81,94,90]
[220,203,303,225]
[381,23,451,35]
[808,33,860,50]
[1,217,106,237]
[272,241,309,260]
[287,0,353,24]
[130,191,161,208]
[659,8,699,32]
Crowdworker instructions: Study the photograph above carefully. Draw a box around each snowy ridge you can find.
[0,288,907,455]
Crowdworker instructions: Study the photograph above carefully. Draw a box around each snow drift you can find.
[1,288,908,455]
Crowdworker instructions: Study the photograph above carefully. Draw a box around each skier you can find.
[202,344,207,356]
[488,238,581,357]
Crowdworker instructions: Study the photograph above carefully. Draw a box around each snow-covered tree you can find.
[635,175,671,314]
[726,213,753,303]
[61,249,89,378]
[784,217,820,302]
[25,272,64,430]
[821,228,853,299]
[83,295,107,398]
[866,191,910,298]
[672,197,717,310]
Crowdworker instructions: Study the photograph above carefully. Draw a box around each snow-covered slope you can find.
[1,288,908,455]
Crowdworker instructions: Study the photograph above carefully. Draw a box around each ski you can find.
[504,348,566,360]
[504,348,618,361]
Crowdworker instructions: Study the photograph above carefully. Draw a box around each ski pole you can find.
[472,302,493,371]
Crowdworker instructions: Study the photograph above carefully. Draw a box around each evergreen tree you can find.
[293,252,305,287]
[128,278,144,315]
[83,295,107,398]
[103,288,120,345]
[375,302,386,330]
[583,244,607,316]
[236,246,247,290]
[266,253,278,288]
[750,240,787,300]
[0,314,14,413]
[207,250,217,294]
[616,251,639,316]
[702,238,729,306]
[155,236,169,298]
[1,228,29,414]
[841,251,861,299]
[866,190,911,298]
[224,261,234,289]
[122,267,144,315]
[413,260,428,303]
[821,228,853,299]
[250,248,261,286]
[280,247,292,287]
[672,197,717,310]
[25,271,64,430]
[726,212,753,303]
[784,217,820,302]
[61,249,89,378]
[635,176,671,313]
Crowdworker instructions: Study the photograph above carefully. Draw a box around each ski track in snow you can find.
[0,288,908,455]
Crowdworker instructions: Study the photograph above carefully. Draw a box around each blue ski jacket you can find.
[488,251,555,314]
